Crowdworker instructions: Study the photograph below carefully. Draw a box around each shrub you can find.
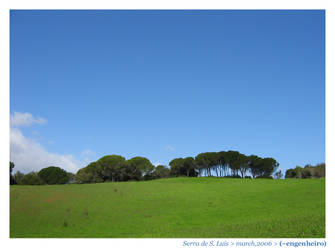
[20,172,45,185]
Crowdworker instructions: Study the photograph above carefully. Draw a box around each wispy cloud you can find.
[81,149,96,157]
[11,112,47,127]
[164,145,175,152]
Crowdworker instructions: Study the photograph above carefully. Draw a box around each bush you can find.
[244,176,252,179]
[20,172,45,185]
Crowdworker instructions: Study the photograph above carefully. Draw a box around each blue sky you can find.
[10,10,325,174]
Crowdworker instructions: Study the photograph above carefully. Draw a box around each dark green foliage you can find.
[218,151,229,177]
[38,166,69,184]
[169,157,197,177]
[169,158,186,177]
[76,155,155,183]
[75,161,104,184]
[10,162,16,185]
[152,165,170,179]
[285,168,297,178]
[126,157,154,180]
[20,172,45,185]
[248,155,263,178]
[248,156,278,178]
[237,153,249,178]
[195,153,214,177]
[97,155,126,182]
[285,163,325,179]
[10,161,15,172]
[118,161,141,181]
[183,157,197,177]
[13,171,25,185]
[225,151,241,176]
[262,158,279,177]
[76,163,102,183]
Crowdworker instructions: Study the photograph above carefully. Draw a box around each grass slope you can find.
[10,177,325,238]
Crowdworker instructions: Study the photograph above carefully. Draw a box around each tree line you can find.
[10,163,75,185]
[285,163,325,179]
[169,151,279,179]
[10,150,282,185]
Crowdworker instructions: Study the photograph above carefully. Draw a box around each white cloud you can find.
[10,128,80,174]
[10,112,81,174]
[164,145,175,152]
[11,112,47,127]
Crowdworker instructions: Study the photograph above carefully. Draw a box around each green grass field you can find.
[10,177,325,238]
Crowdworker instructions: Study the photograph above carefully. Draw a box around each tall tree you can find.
[97,155,126,182]
[248,155,263,178]
[237,153,249,178]
[38,166,69,184]
[183,157,197,177]
[169,158,185,177]
[207,152,220,177]
[226,151,241,176]
[218,151,228,177]
[195,153,213,177]
[127,157,154,180]
[10,162,16,185]
[261,158,279,177]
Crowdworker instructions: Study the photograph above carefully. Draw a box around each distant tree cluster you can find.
[75,155,170,183]
[170,151,279,179]
[11,164,74,185]
[285,163,325,179]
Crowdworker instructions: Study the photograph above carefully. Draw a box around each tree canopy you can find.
[285,163,325,179]
[38,166,70,184]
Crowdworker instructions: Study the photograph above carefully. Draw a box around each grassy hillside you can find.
[10,177,325,238]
